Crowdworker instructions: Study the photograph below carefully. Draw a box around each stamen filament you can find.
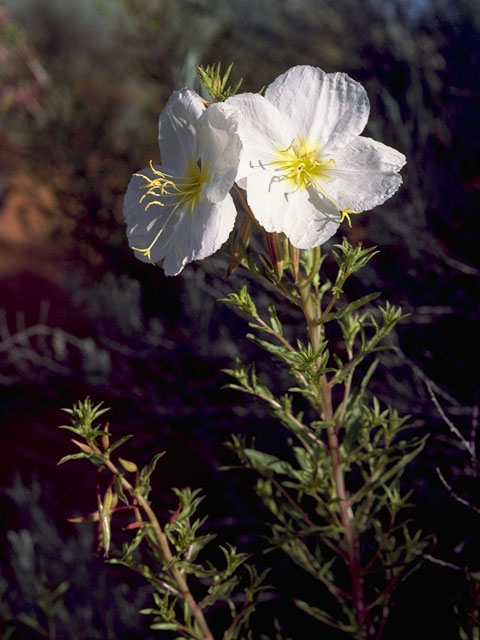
[269,137,361,226]
[132,156,211,261]
[340,208,362,227]
[270,137,336,191]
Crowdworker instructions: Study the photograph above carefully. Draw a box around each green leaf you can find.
[105,434,134,457]
[343,359,379,452]
[295,599,356,632]
[343,417,363,454]
[58,425,82,433]
[220,543,250,575]
[114,474,129,505]
[379,436,427,487]
[244,449,297,478]
[220,283,257,316]
[116,523,149,561]
[17,614,48,637]
[57,452,90,465]
[195,62,243,101]
[50,581,69,599]
[142,452,165,480]
[247,334,289,360]
[267,303,283,335]
[150,623,180,631]
[323,292,382,322]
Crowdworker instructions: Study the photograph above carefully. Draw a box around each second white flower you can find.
[222,65,406,249]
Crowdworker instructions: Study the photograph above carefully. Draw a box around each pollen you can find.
[271,137,336,191]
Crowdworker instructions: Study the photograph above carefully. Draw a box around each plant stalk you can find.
[299,275,368,634]
[91,442,215,640]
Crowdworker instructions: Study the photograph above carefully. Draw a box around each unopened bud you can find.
[71,439,94,454]
[119,458,138,473]
[265,232,284,281]
[228,213,251,276]
[289,242,300,283]
[103,486,116,513]
[101,423,110,451]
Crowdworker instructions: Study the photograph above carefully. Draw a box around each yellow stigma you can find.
[269,138,363,228]
[131,156,211,262]
[340,208,362,227]
[271,137,336,191]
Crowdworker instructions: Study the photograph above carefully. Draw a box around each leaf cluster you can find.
[195,62,243,102]
[58,398,268,639]
[223,240,430,636]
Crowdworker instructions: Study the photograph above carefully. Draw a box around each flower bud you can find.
[71,439,94,454]
[119,458,138,473]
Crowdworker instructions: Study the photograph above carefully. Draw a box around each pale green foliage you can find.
[59,237,429,638]
[60,399,269,639]
[195,63,243,102]
[223,239,429,637]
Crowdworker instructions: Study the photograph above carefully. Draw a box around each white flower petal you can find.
[198,103,241,203]
[123,165,237,275]
[162,195,237,276]
[243,169,289,233]
[158,88,205,170]
[284,188,342,249]
[327,136,407,210]
[245,170,341,248]
[265,65,370,152]
[123,166,183,264]
[221,93,291,181]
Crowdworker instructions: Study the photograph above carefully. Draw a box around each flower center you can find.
[271,137,336,191]
[136,156,210,214]
[131,156,211,262]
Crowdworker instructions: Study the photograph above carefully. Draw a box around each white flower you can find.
[222,65,406,249]
[123,89,241,276]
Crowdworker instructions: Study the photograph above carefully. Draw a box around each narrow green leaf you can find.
[106,434,134,456]
[244,448,296,477]
[343,292,381,314]
[379,437,427,486]
[17,614,48,636]
[150,623,180,631]
[295,599,355,632]
[267,303,283,335]
[57,452,89,465]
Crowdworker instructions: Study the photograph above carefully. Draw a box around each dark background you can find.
[0,0,479,637]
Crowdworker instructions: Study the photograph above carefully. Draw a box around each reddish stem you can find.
[299,276,368,634]
[322,376,368,630]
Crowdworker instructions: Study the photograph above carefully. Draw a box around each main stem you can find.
[299,277,368,633]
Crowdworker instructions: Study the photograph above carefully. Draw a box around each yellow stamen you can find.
[340,208,362,227]
[269,137,362,227]
[271,137,336,191]
[132,156,211,261]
